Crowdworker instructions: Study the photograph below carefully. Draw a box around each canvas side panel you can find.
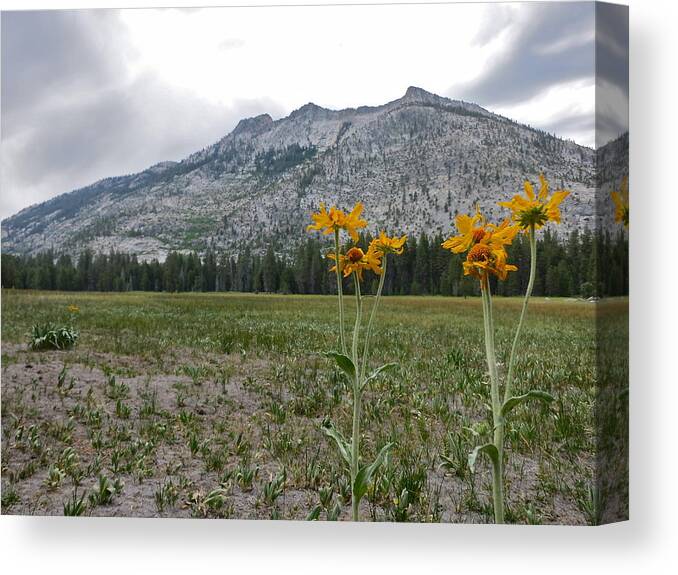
[595,0,629,525]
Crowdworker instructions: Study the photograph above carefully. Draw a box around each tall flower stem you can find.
[360,256,387,381]
[481,276,505,524]
[334,229,347,355]
[351,272,363,521]
[504,224,536,402]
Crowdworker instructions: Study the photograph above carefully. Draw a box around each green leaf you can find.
[361,363,397,390]
[501,390,555,418]
[438,454,456,471]
[306,504,322,521]
[353,443,393,502]
[468,443,499,473]
[320,420,352,467]
[324,352,356,381]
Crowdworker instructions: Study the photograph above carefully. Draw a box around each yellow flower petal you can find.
[500,176,569,230]
[524,180,535,200]
[455,213,474,235]
[538,174,549,201]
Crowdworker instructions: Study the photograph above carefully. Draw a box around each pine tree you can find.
[3,230,627,298]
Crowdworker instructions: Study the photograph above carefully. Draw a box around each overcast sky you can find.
[1,2,628,220]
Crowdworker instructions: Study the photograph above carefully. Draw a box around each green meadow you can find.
[1,290,623,523]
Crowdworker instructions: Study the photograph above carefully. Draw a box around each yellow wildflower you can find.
[441,207,487,254]
[67,305,80,314]
[374,232,407,255]
[463,242,517,282]
[610,176,629,228]
[442,209,519,256]
[498,174,569,230]
[442,208,519,284]
[307,202,367,243]
[329,244,383,281]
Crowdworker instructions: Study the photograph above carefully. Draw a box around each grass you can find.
[0,289,628,523]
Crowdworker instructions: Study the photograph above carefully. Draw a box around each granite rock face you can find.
[2,87,624,261]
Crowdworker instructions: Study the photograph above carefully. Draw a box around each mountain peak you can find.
[398,85,450,107]
[404,86,433,99]
[289,102,328,120]
[232,113,273,135]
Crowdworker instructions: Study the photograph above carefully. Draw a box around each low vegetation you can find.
[28,323,79,351]
[0,289,627,523]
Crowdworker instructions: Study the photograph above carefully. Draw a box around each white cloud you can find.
[492,78,596,148]
[118,4,498,113]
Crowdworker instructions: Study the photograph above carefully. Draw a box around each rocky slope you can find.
[3,87,623,261]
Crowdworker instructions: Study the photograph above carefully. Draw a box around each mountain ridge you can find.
[2,87,623,261]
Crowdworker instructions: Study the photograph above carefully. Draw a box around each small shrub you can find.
[88,474,123,507]
[1,487,20,510]
[29,324,79,351]
[63,489,87,516]
[45,465,66,490]
[260,469,286,506]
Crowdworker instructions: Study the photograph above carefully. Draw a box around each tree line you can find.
[0,228,627,298]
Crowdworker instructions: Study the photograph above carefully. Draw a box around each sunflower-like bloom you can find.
[442,209,519,256]
[611,176,629,228]
[463,241,518,282]
[498,174,569,230]
[307,202,367,242]
[442,208,519,283]
[67,305,80,314]
[329,244,383,280]
[441,207,487,254]
[374,231,407,255]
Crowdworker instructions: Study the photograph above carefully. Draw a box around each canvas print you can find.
[0,1,628,524]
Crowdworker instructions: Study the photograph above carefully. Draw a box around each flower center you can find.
[346,247,365,263]
[518,205,548,228]
[471,228,486,243]
[467,244,492,263]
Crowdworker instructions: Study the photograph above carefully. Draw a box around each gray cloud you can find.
[596,2,629,91]
[471,4,514,47]
[453,2,596,107]
[595,2,629,146]
[540,111,595,141]
[1,10,129,120]
[451,2,628,148]
[4,73,281,205]
[1,10,282,219]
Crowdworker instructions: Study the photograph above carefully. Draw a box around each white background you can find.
[1,0,676,573]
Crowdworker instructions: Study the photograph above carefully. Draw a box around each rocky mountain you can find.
[2,86,623,261]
